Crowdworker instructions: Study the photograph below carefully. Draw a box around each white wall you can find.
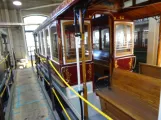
[147,18,159,65]
[0,9,27,62]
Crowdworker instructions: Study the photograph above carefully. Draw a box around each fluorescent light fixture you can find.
[13,1,22,6]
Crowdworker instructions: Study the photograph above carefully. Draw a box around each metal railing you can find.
[0,53,14,120]
[35,52,113,120]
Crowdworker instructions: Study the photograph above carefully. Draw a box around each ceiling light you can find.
[13,1,22,6]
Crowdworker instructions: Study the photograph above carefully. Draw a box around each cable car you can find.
[34,0,136,119]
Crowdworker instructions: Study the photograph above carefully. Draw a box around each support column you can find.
[19,10,28,59]
[147,18,159,65]
[157,15,161,66]
[48,26,53,59]
[43,30,47,56]
[78,9,88,120]
[39,32,44,55]
[4,9,14,63]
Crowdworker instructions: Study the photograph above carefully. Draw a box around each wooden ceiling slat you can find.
[120,2,161,20]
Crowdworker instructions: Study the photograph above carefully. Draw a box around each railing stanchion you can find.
[8,52,14,83]
[0,97,4,120]
[47,57,55,110]
[35,52,39,76]
[30,48,33,67]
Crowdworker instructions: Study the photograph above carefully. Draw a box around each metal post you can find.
[47,56,55,110]
[8,52,14,83]
[35,51,39,76]
[30,47,33,67]
[79,9,88,119]
[6,85,10,97]
[0,98,4,120]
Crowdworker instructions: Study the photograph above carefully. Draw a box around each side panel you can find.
[114,56,136,71]
[61,62,94,86]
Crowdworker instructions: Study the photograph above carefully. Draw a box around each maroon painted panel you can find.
[115,56,136,71]
[50,0,79,20]
[61,62,94,86]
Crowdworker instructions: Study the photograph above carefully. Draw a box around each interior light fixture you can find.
[13,1,22,6]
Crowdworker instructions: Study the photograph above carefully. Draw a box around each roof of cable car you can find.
[34,0,161,32]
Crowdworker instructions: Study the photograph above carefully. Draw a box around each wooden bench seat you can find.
[97,87,158,120]
[96,68,161,120]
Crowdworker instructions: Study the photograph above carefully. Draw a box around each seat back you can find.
[139,63,161,79]
[112,68,161,110]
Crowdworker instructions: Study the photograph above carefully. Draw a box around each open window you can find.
[35,35,39,53]
[38,33,41,54]
[42,32,46,55]
[45,29,51,56]
[115,22,134,57]
[62,21,91,63]
[40,32,45,55]
[50,21,59,61]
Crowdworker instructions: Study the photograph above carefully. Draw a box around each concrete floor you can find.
[9,68,55,120]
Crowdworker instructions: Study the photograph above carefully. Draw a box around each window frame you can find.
[114,21,134,57]
[49,21,59,62]
[61,20,92,64]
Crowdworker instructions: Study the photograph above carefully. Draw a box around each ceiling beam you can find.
[0,22,40,27]
[21,3,61,11]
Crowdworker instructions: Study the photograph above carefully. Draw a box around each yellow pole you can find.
[79,9,88,119]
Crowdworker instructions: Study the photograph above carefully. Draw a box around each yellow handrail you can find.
[39,71,50,86]
[35,53,46,61]
[0,54,9,65]
[0,70,11,97]
[38,70,71,120]
[0,86,6,97]
[35,53,113,120]
[52,88,71,120]
[49,60,113,120]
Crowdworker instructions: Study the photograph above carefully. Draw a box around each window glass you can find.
[136,0,148,4]
[50,22,58,60]
[63,22,91,62]
[93,28,110,51]
[45,29,51,56]
[38,34,41,53]
[35,35,39,53]
[101,28,110,51]
[115,23,133,57]
[41,32,45,55]
[93,30,99,50]
[124,0,132,8]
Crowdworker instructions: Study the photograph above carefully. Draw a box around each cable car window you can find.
[50,23,58,61]
[38,34,41,53]
[93,30,99,50]
[45,29,51,56]
[101,28,110,51]
[40,32,45,55]
[63,21,91,63]
[35,35,39,53]
[115,22,133,57]
[93,28,110,51]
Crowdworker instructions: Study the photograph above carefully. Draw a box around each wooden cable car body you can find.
[34,0,136,88]
[34,0,161,119]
